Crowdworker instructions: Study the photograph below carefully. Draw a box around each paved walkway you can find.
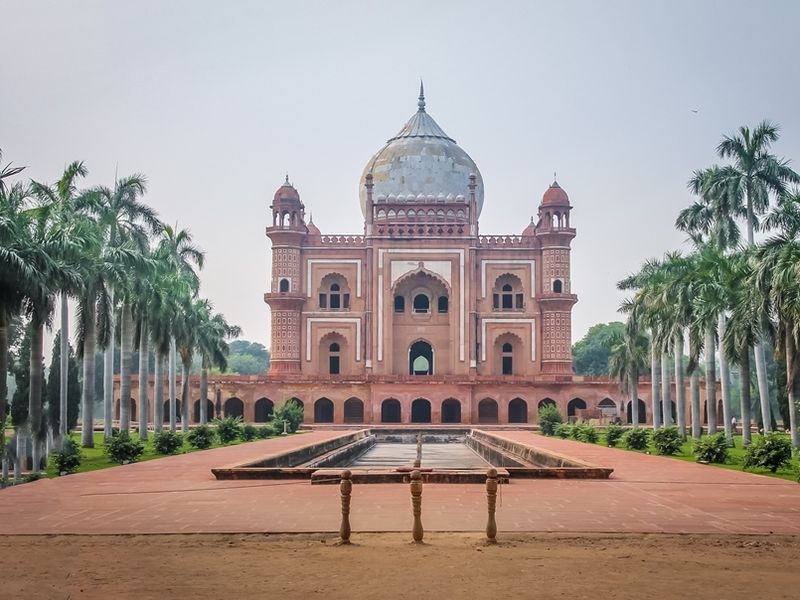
[1,429,798,535]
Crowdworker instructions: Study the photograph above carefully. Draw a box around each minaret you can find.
[264,176,307,374]
[535,177,578,374]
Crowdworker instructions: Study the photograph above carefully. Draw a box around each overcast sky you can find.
[2,0,799,352]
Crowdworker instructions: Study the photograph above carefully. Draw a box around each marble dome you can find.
[359,84,484,217]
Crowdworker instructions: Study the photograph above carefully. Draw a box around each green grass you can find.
[46,429,290,478]
[561,429,800,483]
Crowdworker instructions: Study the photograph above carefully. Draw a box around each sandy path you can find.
[1,533,799,599]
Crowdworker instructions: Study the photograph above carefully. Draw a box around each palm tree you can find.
[175,295,204,433]
[196,305,241,424]
[609,312,649,427]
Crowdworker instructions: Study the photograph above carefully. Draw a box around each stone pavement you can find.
[1,429,798,535]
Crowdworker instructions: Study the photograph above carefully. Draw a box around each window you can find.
[319,293,327,309]
[492,294,499,310]
[502,342,513,375]
[413,294,430,314]
[329,342,340,374]
[394,295,405,312]
[501,284,513,309]
[437,296,448,313]
[553,279,563,293]
[343,293,350,309]
[515,293,524,309]
[329,283,341,309]
[279,278,289,293]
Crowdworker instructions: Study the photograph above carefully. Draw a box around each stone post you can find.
[339,470,352,544]
[486,468,498,543]
[410,470,424,543]
[414,433,422,468]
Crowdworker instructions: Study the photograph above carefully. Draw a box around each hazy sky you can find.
[2,0,799,351]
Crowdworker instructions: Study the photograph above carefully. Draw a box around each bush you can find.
[256,425,272,439]
[271,399,305,434]
[605,424,625,447]
[153,431,184,455]
[573,422,599,444]
[554,423,572,439]
[623,427,650,451]
[104,431,145,464]
[214,416,243,444]
[241,424,258,442]
[652,426,683,456]
[538,405,563,436]
[693,432,729,464]
[53,438,82,475]
[743,432,793,473]
[186,424,215,450]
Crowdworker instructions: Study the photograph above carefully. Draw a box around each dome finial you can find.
[284,173,290,185]
[418,78,425,112]
[553,171,558,184]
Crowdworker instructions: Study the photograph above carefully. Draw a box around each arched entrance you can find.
[314,398,334,423]
[411,398,431,423]
[288,398,305,422]
[626,399,647,424]
[538,398,556,410]
[478,398,499,424]
[193,399,215,423]
[344,398,364,423]
[409,340,433,375]
[567,398,587,419]
[224,397,244,419]
[441,399,461,424]
[381,398,401,423]
[254,397,274,422]
[508,398,528,423]
[598,398,617,417]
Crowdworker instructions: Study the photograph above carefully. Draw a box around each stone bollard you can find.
[339,470,352,544]
[486,468,498,543]
[410,469,424,543]
[414,434,422,468]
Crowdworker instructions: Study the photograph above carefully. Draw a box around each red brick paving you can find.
[1,429,798,535]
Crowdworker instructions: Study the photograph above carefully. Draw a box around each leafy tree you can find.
[45,331,80,433]
[227,340,270,374]
[537,404,562,436]
[571,322,626,376]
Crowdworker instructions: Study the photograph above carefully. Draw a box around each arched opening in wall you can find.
[537,398,556,419]
[161,399,182,423]
[441,399,461,423]
[671,401,678,422]
[509,398,528,423]
[225,397,244,418]
[282,212,290,227]
[409,340,433,375]
[626,399,647,424]
[381,398,401,423]
[553,279,563,293]
[598,398,617,417]
[394,295,405,312]
[162,401,170,423]
[413,293,430,314]
[279,278,290,293]
[319,332,348,376]
[411,398,432,423]
[254,398,274,423]
[314,398,334,423]
[344,398,364,423]
[502,343,513,375]
[193,399,215,423]
[437,296,448,313]
[492,273,524,311]
[286,398,304,422]
[318,273,351,311]
[329,342,340,374]
[567,398,587,420]
[478,398,499,424]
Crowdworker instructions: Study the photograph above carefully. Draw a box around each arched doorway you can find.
[478,398,499,424]
[288,398,304,422]
[409,340,433,375]
[626,399,647,424]
[598,398,617,417]
[508,398,528,423]
[254,397,274,423]
[344,398,364,423]
[441,399,461,423]
[381,398,401,423]
[314,398,334,423]
[538,398,556,411]
[193,399,215,423]
[567,398,587,419]
[411,398,431,423]
[224,397,244,418]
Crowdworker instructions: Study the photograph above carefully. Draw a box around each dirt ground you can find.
[2,533,799,599]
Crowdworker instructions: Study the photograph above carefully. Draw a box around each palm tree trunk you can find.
[629,372,639,428]
[690,368,701,440]
[103,290,115,438]
[169,337,177,432]
[119,301,133,433]
[200,364,208,424]
[705,326,717,434]
[740,347,752,446]
[154,351,164,434]
[651,342,661,429]
[28,315,45,474]
[673,332,685,438]
[181,362,190,433]
[59,290,68,445]
[15,430,24,481]
[661,351,672,427]
[0,313,8,480]
[718,314,733,442]
[81,287,97,448]
[138,319,149,441]
[786,333,800,450]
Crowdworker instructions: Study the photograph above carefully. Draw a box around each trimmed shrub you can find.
[241,424,258,442]
[743,432,793,473]
[53,438,82,475]
[605,424,625,447]
[652,426,683,456]
[271,399,305,434]
[623,427,650,451]
[153,430,184,455]
[573,422,599,444]
[693,432,729,464]
[186,424,215,450]
[554,423,572,439]
[256,425,272,439]
[104,431,145,464]
[538,405,563,436]
[214,416,243,444]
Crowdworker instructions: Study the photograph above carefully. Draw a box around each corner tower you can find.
[535,179,578,374]
[264,177,307,374]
